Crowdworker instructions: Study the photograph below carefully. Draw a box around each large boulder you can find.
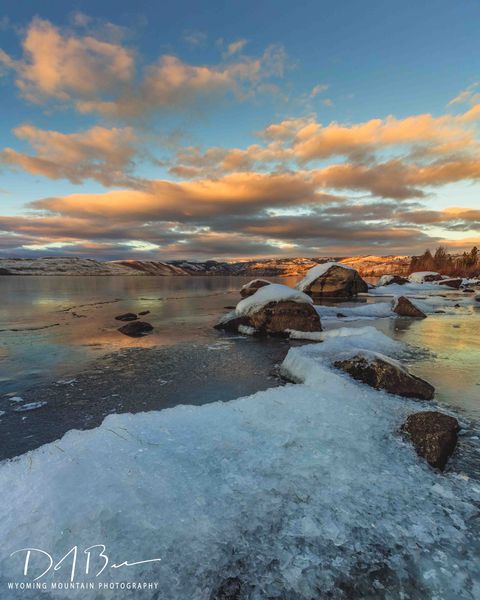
[334,353,435,400]
[215,283,321,335]
[392,296,427,318]
[118,321,153,337]
[409,272,443,283]
[297,262,368,298]
[240,279,271,298]
[438,278,463,289]
[378,274,409,286]
[401,411,459,470]
[249,300,322,334]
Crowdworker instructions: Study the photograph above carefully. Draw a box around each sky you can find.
[0,0,479,261]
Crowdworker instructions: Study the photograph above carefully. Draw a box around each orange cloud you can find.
[0,125,139,186]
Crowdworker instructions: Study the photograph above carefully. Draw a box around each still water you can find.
[0,275,479,419]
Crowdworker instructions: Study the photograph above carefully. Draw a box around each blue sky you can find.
[0,0,479,259]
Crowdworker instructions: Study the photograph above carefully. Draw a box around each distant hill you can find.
[0,255,411,277]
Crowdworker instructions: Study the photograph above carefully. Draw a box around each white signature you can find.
[10,545,162,582]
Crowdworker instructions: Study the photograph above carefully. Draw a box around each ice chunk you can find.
[235,283,312,316]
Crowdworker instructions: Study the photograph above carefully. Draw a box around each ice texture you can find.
[235,283,312,316]
[0,327,479,599]
[296,261,354,292]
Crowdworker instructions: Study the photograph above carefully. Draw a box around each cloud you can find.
[0,18,135,104]
[182,30,208,47]
[0,124,140,186]
[225,39,248,56]
[310,84,329,98]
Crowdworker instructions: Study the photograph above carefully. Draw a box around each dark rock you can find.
[211,577,242,600]
[434,310,446,314]
[393,296,427,318]
[214,312,251,333]
[118,321,154,337]
[248,300,322,334]
[334,354,435,400]
[240,279,271,298]
[438,278,463,289]
[302,265,368,298]
[463,288,475,293]
[337,312,347,318]
[401,411,459,470]
[421,273,443,282]
[115,313,138,322]
[454,304,461,308]
[138,310,150,316]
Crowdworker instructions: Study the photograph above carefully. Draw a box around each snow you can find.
[12,401,47,412]
[0,326,478,598]
[316,301,392,321]
[235,283,312,316]
[409,271,440,283]
[296,261,355,292]
[238,324,257,335]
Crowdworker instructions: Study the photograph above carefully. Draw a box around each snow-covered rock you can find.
[239,279,271,298]
[378,274,409,286]
[297,262,368,298]
[409,271,443,283]
[235,284,312,317]
[393,296,427,318]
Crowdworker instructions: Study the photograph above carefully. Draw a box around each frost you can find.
[296,261,354,292]
[8,396,24,403]
[235,283,312,316]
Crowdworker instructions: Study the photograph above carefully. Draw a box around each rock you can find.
[301,265,368,298]
[248,300,322,335]
[438,278,463,289]
[337,312,347,318]
[401,411,459,470]
[211,577,242,600]
[434,310,446,314]
[334,354,435,400]
[115,313,138,321]
[214,312,251,333]
[117,321,153,337]
[240,279,271,298]
[138,310,150,316]
[454,304,461,308]
[392,296,427,318]
[379,275,409,286]
[475,295,480,302]
[463,288,475,293]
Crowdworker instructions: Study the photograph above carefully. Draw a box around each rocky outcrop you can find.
[248,300,322,334]
[401,411,459,470]
[393,296,427,318]
[118,321,154,337]
[299,264,368,298]
[115,312,138,321]
[240,279,271,298]
[334,354,435,400]
[438,278,463,289]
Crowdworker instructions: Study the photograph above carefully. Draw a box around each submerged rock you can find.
[118,321,153,337]
[298,263,368,298]
[248,300,322,335]
[392,296,427,318]
[402,411,459,470]
[138,310,150,316]
[240,279,271,298]
[115,312,138,321]
[334,354,435,400]
[211,577,243,600]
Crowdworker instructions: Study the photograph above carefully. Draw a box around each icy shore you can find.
[0,327,479,599]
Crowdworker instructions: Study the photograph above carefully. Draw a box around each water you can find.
[0,274,479,422]
[0,275,297,395]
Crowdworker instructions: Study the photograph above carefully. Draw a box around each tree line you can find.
[409,246,479,277]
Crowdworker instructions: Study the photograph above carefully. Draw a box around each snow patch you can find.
[409,272,440,283]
